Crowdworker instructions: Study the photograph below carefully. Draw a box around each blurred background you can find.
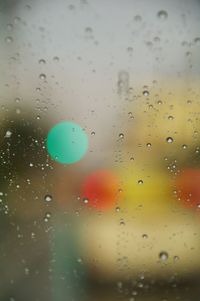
[1,0,200,300]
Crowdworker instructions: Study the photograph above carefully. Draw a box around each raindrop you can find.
[120,218,125,225]
[134,15,142,22]
[132,290,138,296]
[166,137,173,143]
[119,133,124,139]
[173,255,179,262]
[85,27,93,34]
[157,10,168,20]
[7,23,13,30]
[168,115,174,120]
[5,130,12,138]
[14,16,21,24]
[77,257,82,263]
[154,36,160,43]
[185,51,191,57]
[194,37,200,45]
[68,4,75,10]
[44,194,52,202]
[138,179,143,185]
[115,206,120,212]
[91,131,95,136]
[39,73,46,80]
[53,56,60,62]
[146,143,151,148]
[143,90,149,96]
[118,71,129,95]
[159,251,168,261]
[5,36,13,43]
[83,197,89,204]
[182,144,187,149]
[127,46,133,54]
[44,212,51,222]
[38,59,46,64]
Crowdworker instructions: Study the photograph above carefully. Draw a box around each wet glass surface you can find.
[1,1,200,300]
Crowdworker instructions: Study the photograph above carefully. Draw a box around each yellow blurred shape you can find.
[118,167,173,218]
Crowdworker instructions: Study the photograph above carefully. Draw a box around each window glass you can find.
[1,1,200,300]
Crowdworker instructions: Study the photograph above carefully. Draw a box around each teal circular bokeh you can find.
[46,121,88,164]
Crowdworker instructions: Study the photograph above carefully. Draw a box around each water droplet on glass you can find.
[166,137,173,143]
[85,27,93,34]
[68,4,75,10]
[118,71,129,95]
[5,130,12,138]
[120,219,125,226]
[159,251,168,261]
[115,206,120,212]
[182,144,187,149]
[119,133,124,139]
[146,143,151,148]
[44,194,52,202]
[157,10,168,20]
[194,37,200,45]
[91,131,95,136]
[77,257,82,263]
[134,15,142,22]
[53,56,60,62]
[142,234,148,239]
[154,36,160,43]
[138,179,143,185]
[44,212,51,222]
[5,36,13,43]
[168,115,174,120]
[7,23,13,30]
[14,16,21,24]
[38,59,46,64]
[127,46,133,54]
[39,73,46,80]
[173,255,179,262]
[143,90,149,96]
[83,197,89,204]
